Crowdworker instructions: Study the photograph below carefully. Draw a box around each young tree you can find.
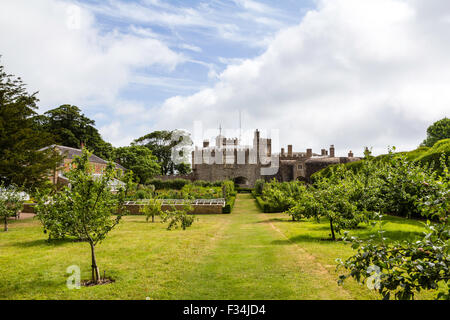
[141,198,163,223]
[35,149,129,284]
[161,203,195,230]
[0,183,24,231]
[289,167,368,240]
[0,62,62,190]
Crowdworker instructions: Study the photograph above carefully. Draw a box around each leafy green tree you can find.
[175,163,192,175]
[0,183,24,231]
[423,117,450,147]
[289,167,368,240]
[140,199,163,223]
[35,149,129,284]
[337,155,449,299]
[0,62,62,190]
[40,105,114,159]
[134,130,192,175]
[114,145,160,183]
[161,203,195,230]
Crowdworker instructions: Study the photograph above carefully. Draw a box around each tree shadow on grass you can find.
[12,238,80,248]
[1,279,67,298]
[271,228,423,246]
[271,234,336,245]
[254,218,307,224]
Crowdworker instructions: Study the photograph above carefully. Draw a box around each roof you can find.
[40,145,126,170]
[305,156,361,164]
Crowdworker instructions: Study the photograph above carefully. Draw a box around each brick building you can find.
[41,145,126,189]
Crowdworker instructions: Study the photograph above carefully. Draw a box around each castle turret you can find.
[329,145,335,157]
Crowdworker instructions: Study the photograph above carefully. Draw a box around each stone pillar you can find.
[306,149,312,158]
[281,148,285,157]
[330,145,335,157]
[348,150,354,157]
[321,149,327,156]
[288,145,293,157]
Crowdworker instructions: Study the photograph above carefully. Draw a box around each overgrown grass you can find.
[0,195,437,300]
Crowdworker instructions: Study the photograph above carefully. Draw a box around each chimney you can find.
[330,145,335,157]
[321,149,327,156]
[306,148,312,158]
[281,148,285,157]
[288,145,293,157]
[348,150,354,158]
[203,140,209,148]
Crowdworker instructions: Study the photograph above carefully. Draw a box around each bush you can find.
[236,187,253,193]
[146,178,190,190]
[222,196,236,214]
[254,179,265,195]
[221,180,235,200]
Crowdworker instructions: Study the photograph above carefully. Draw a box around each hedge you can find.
[236,187,253,193]
[222,196,236,214]
[146,178,191,190]
[254,196,285,213]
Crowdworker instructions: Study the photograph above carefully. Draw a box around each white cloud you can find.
[0,0,184,110]
[155,0,450,156]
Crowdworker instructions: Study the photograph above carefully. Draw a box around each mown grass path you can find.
[176,194,356,299]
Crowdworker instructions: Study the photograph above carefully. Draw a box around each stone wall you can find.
[193,163,261,187]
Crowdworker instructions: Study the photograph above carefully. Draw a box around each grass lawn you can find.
[0,194,439,299]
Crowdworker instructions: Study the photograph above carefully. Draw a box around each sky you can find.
[0,0,449,156]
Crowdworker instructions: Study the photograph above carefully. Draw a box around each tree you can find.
[288,167,368,240]
[0,183,24,231]
[0,62,62,190]
[40,105,114,159]
[175,163,192,175]
[114,145,160,183]
[337,155,449,300]
[140,198,163,223]
[35,149,129,284]
[134,130,192,175]
[161,203,195,230]
[423,117,450,147]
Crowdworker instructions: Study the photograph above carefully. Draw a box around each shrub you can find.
[254,179,265,195]
[222,196,236,214]
[221,180,235,200]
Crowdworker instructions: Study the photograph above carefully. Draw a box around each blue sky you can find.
[79,0,315,123]
[1,0,449,155]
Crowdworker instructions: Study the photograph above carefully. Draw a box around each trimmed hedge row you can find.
[236,187,253,193]
[146,178,191,190]
[222,196,236,214]
[254,196,285,213]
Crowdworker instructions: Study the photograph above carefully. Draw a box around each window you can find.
[298,164,303,170]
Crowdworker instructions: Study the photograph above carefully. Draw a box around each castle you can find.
[191,130,360,187]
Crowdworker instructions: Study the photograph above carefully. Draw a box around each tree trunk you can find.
[89,242,100,283]
[152,214,155,223]
[4,216,8,232]
[329,218,336,241]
